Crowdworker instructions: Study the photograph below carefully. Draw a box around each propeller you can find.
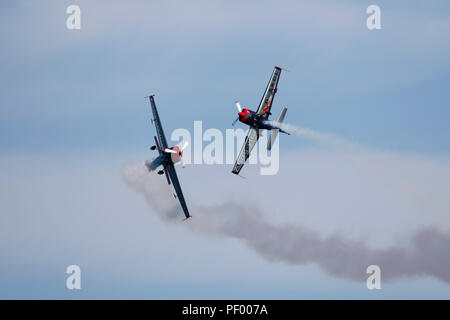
[235,101,242,112]
[232,101,242,126]
[180,140,189,151]
[170,140,189,168]
[180,140,189,167]
[164,141,190,167]
[164,148,177,154]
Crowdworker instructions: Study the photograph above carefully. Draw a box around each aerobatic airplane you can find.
[232,66,290,175]
[144,95,191,220]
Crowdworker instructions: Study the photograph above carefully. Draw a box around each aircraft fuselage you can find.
[145,146,182,172]
[238,108,286,133]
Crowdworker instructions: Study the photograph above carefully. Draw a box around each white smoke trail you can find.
[123,161,450,284]
[264,120,358,150]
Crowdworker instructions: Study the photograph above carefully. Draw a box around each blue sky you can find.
[1,0,450,154]
[1,0,450,299]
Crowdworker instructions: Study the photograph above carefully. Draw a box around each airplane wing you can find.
[165,163,191,219]
[256,66,282,118]
[148,95,169,149]
[232,127,260,175]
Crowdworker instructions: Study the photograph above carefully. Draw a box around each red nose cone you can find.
[239,109,250,121]
[238,109,250,117]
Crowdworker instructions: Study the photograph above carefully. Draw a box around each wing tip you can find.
[232,171,246,179]
[275,65,290,72]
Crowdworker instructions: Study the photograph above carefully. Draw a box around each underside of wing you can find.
[256,66,282,117]
[148,95,169,150]
[165,163,191,219]
[232,127,260,175]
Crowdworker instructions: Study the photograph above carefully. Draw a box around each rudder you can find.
[267,107,287,151]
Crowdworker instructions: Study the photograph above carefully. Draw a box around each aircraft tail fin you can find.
[267,107,287,151]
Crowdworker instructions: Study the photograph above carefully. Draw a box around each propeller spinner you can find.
[166,140,189,168]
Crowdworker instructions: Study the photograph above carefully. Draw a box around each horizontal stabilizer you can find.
[267,107,287,151]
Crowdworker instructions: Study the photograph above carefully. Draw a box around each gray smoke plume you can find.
[123,161,450,284]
